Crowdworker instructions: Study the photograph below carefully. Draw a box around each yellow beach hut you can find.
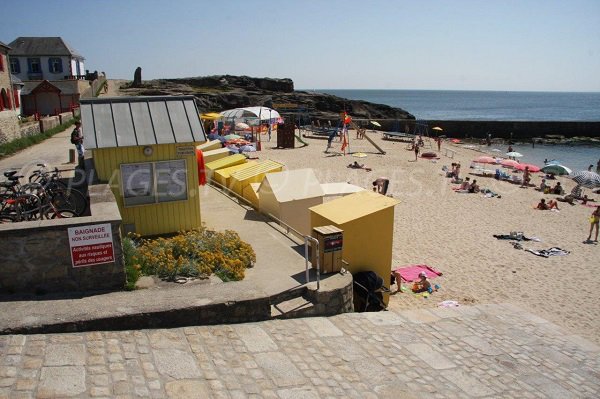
[81,96,206,236]
[309,190,399,304]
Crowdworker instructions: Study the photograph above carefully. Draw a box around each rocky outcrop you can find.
[118,75,414,121]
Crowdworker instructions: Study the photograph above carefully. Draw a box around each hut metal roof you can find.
[80,96,206,149]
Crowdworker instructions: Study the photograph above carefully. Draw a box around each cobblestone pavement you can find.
[1,303,598,399]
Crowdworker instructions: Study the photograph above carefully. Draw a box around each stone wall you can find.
[0,112,20,145]
[58,111,74,125]
[18,121,40,138]
[39,116,60,132]
[0,184,125,295]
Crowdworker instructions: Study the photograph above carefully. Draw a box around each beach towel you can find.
[195,149,206,186]
[392,265,442,282]
[525,247,570,258]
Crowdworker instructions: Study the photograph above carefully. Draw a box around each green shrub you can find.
[122,236,141,290]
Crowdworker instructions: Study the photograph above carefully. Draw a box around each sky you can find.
[1,0,599,92]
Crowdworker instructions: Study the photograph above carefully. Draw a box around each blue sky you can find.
[1,0,599,91]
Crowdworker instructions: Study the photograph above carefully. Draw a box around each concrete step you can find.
[271,296,315,319]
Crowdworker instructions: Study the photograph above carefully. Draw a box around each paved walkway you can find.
[1,303,598,398]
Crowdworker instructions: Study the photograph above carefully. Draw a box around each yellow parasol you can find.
[432,126,443,131]
[200,112,223,120]
[370,121,382,127]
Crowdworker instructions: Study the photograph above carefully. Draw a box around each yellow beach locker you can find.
[213,161,258,188]
[204,154,247,181]
[309,190,399,304]
[229,160,284,203]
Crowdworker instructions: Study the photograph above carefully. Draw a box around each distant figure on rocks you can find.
[132,67,142,87]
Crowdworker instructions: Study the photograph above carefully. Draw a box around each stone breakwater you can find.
[427,120,600,142]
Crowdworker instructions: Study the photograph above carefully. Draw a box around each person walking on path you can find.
[587,205,600,243]
[414,140,420,161]
[70,121,84,165]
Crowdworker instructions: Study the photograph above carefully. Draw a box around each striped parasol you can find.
[570,171,600,189]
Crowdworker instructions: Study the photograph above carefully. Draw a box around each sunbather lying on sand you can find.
[347,161,372,171]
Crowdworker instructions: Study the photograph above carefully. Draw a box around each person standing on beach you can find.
[588,164,594,172]
[414,141,420,160]
[70,121,84,163]
[587,206,600,242]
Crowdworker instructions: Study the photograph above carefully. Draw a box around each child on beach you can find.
[411,272,432,293]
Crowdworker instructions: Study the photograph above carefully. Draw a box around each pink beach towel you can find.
[392,265,443,282]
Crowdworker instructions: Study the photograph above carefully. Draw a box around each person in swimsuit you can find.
[587,205,600,242]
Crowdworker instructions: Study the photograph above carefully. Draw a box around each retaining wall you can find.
[0,184,125,295]
[39,116,60,132]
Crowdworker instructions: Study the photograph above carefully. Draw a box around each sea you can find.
[316,89,600,172]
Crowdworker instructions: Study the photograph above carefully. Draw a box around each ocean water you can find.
[317,89,600,122]
[485,143,599,173]
[316,89,600,171]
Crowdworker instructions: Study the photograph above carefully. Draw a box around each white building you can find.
[8,37,85,81]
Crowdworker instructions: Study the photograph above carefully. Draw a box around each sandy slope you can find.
[258,131,599,344]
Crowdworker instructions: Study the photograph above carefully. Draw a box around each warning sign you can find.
[67,223,114,268]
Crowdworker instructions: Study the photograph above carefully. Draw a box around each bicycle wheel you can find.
[49,208,77,219]
[49,188,87,216]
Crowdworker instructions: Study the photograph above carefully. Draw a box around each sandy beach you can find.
[257,130,600,344]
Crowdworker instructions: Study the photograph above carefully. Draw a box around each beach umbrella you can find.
[514,163,541,172]
[200,112,222,120]
[540,164,572,176]
[570,171,600,189]
[235,122,250,130]
[370,121,381,127]
[432,127,443,131]
[224,134,241,140]
[473,156,497,164]
[500,159,520,168]
[506,151,523,158]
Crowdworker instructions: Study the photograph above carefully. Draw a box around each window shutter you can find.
[0,55,4,71]
[13,89,20,107]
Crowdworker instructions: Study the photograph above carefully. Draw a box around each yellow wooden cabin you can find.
[309,190,399,305]
[80,96,207,236]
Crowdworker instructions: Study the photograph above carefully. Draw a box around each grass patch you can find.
[0,118,78,159]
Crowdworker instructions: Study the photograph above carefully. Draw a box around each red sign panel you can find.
[67,223,114,268]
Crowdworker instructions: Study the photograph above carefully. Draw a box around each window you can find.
[27,58,41,73]
[9,58,20,74]
[48,57,63,73]
[120,160,188,207]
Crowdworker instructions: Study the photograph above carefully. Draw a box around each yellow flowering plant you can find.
[125,228,255,283]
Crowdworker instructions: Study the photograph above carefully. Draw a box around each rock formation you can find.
[119,75,414,122]
[132,67,142,88]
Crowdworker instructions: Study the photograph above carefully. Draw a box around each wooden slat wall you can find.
[93,144,201,236]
